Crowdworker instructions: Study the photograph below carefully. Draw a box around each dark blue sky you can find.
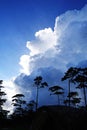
[0,0,87,79]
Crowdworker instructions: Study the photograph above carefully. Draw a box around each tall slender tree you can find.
[61,67,79,107]
[74,68,87,107]
[34,76,48,111]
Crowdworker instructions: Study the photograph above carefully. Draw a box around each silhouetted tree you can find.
[74,68,87,107]
[49,85,64,105]
[27,100,36,112]
[72,97,81,107]
[12,94,26,117]
[63,99,69,106]
[67,91,81,107]
[61,67,79,107]
[34,76,48,110]
[0,80,9,119]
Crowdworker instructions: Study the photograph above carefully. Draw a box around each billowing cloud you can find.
[19,5,87,76]
[13,4,87,106]
[19,55,30,75]
[27,27,57,56]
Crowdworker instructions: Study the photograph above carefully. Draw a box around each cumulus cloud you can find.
[27,28,57,56]
[14,5,87,106]
[19,55,30,75]
[19,5,87,76]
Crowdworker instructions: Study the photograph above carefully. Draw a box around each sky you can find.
[0,0,87,110]
[0,0,87,79]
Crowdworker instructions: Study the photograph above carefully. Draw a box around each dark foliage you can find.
[34,76,48,111]
[49,85,64,105]
[1,67,87,130]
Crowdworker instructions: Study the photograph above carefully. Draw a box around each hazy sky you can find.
[0,0,87,109]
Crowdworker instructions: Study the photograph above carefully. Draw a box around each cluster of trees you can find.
[0,67,87,119]
[62,67,87,108]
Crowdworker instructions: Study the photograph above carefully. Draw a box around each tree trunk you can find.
[57,95,60,105]
[36,85,39,111]
[68,80,71,107]
[83,84,86,107]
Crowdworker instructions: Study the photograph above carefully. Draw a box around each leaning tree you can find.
[34,76,48,111]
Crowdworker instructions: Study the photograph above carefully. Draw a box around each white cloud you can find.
[19,27,59,74]
[19,5,87,76]
[19,55,30,75]
[4,5,87,108]
[26,28,57,56]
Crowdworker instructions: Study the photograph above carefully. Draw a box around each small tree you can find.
[34,76,48,111]
[12,94,26,117]
[49,85,64,105]
[67,91,81,107]
[27,100,36,112]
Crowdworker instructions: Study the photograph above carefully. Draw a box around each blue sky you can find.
[0,0,87,80]
[0,0,87,110]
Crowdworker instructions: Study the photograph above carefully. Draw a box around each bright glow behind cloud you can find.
[14,5,87,106]
[20,27,58,74]
[19,55,30,75]
[27,28,57,56]
[19,5,87,76]
[3,79,20,113]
